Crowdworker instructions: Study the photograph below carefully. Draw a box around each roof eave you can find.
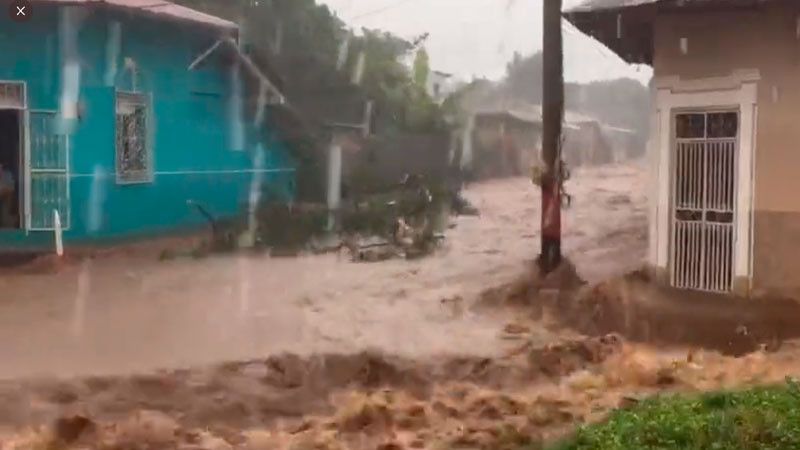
[564,0,777,66]
[564,3,656,65]
[35,0,238,33]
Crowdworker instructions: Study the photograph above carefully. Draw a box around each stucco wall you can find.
[654,3,800,295]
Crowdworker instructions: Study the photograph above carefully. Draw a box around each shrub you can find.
[553,380,800,450]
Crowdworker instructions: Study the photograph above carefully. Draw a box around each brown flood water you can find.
[4,162,800,449]
[0,162,648,380]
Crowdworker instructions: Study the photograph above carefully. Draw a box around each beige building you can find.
[566,0,800,297]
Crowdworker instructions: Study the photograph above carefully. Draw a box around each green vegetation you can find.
[554,380,800,450]
[177,0,453,200]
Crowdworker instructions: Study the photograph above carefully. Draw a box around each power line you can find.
[350,0,419,20]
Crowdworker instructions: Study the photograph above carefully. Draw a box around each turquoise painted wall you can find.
[0,5,295,249]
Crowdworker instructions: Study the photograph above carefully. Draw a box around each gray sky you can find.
[318,0,652,84]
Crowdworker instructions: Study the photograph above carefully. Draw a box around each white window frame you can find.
[651,69,759,293]
[115,90,154,184]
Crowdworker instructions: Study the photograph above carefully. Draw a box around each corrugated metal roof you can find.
[473,102,602,127]
[35,0,237,30]
[565,0,773,13]
[565,0,658,13]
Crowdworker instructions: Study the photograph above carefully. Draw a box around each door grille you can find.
[671,112,737,292]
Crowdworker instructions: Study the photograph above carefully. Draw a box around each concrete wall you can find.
[0,5,295,250]
[654,3,800,295]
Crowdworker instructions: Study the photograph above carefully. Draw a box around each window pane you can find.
[676,113,705,139]
[707,112,738,138]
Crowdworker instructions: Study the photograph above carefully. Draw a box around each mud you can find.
[0,163,647,380]
[0,334,632,449]
[8,335,800,449]
[0,162,662,448]
[478,260,800,357]
[0,337,624,432]
[563,274,800,356]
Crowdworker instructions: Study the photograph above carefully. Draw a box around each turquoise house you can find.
[0,0,295,251]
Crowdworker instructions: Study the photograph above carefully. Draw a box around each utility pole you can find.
[541,0,564,273]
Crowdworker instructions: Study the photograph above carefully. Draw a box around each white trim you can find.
[23,109,30,233]
[749,104,758,291]
[652,69,759,287]
[648,108,660,269]
[69,168,296,178]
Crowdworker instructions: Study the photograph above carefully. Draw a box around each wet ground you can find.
[0,162,647,380]
[5,161,800,449]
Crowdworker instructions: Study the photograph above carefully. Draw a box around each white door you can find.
[671,111,738,292]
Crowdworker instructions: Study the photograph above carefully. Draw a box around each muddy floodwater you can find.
[0,163,647,380]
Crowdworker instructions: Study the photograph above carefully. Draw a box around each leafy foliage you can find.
[553,381,800,450]
[177,0,452,200]
[413,48,430,88]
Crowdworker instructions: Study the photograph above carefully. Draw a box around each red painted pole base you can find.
[540,175,562,274]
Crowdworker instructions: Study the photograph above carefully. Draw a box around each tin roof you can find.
[473,101,603,127]
[564,0,770,64]
[37,0,237,31]
[565,0,657,13]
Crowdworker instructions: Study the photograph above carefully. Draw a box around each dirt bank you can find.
[477,260,800,357]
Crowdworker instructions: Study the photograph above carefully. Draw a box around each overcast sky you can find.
[318,0,652,84]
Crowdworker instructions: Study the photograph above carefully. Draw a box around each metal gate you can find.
[671,111,738,292]
[26,111,69,230]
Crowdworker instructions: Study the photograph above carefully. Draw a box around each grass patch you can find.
[554,379,800,450]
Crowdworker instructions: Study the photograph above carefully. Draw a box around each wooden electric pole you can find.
[540,0,564,273]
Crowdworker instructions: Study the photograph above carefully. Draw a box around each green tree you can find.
[413,47,430,89]
[175,0,452,197]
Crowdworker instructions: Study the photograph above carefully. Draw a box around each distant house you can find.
[427,70,456,104]
[565,0,790,296]
[461,101,626,179]
[467,106,541,179]
[0,0,294,251]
